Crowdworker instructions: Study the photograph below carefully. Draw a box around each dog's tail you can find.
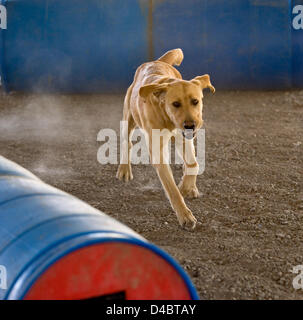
[157,48,184,66]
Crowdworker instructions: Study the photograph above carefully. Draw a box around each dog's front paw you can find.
[176,207,197,230]
[178,181,200,199]
[116,164,133,182]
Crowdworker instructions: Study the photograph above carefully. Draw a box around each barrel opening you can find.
[83,291,126,301]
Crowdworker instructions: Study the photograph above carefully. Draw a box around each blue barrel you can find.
[0,0,301,91]
[0,156,199,300]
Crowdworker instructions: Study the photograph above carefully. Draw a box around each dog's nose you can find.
[183,121,196,131]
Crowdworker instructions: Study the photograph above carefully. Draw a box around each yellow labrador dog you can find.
[116,48,215,229]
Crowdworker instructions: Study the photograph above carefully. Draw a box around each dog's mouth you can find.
[182,129,196,140]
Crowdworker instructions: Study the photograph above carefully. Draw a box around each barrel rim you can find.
[6,233,199,300]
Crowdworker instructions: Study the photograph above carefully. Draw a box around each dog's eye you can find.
[191,99,199,106]
[172,101,181,108]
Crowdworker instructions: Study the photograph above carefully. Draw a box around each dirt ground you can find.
[0,88,302,300]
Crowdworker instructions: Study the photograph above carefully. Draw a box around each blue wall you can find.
[292,0,303,88]
[0,0,302,92]
[153,0,292,90]
[1,0,149,92]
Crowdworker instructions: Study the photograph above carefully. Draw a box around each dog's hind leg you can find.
[116,88,136,182]
[157,48,184,66]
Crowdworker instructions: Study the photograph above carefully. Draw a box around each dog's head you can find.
[139,75,215,139]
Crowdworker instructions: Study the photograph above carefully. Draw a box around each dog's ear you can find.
[191,74,215,93]
[139,83,168,100]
